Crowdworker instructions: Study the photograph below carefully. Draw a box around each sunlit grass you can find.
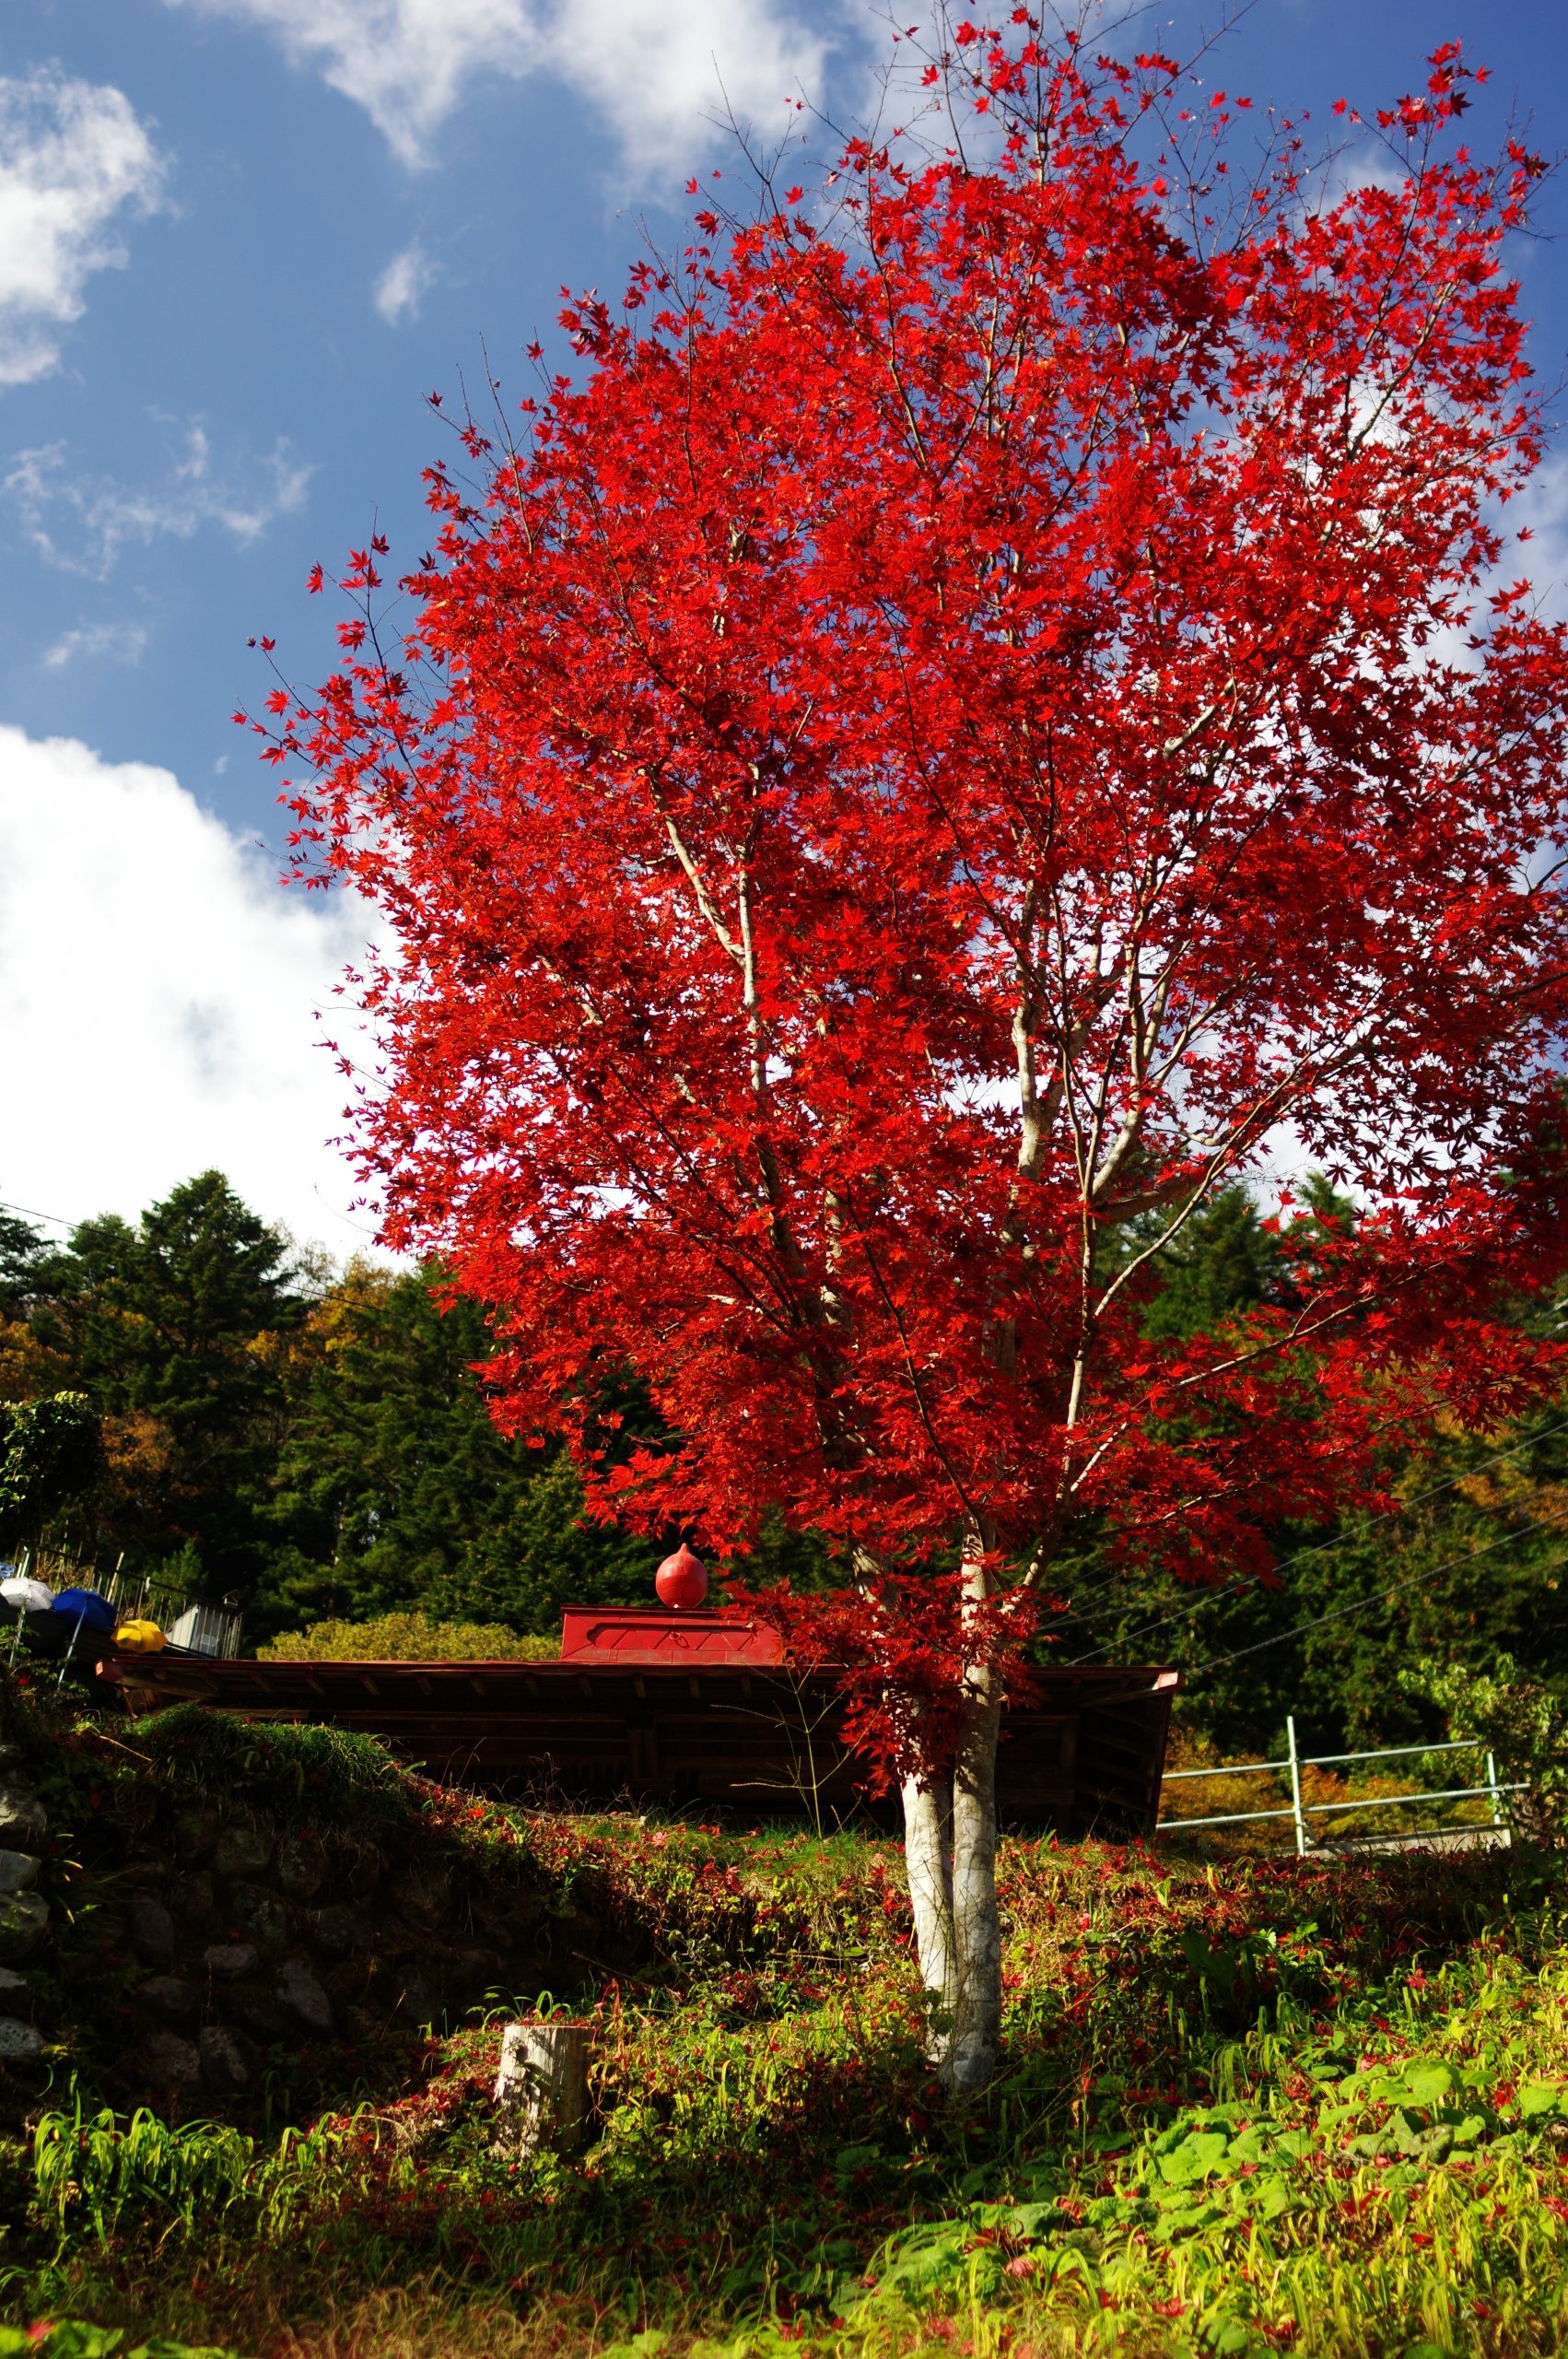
[5,1824,1566,2357]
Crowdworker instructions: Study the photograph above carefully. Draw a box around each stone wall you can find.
[0,1738,632,2122]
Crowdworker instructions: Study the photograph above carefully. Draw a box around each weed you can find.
[8,1786,1568,2355]
[126,1708,414,1838]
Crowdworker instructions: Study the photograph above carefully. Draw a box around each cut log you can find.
[493,2020,591,2155]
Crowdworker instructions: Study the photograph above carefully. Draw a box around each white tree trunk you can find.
[493,2021,591,2155]
[897,1528,1006,2096]
[899,1705,1003,2095]
[949,1666,1003,2093]
[901,1769,957,2061]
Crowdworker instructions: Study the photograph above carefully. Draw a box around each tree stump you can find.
[493,2020,591,2155]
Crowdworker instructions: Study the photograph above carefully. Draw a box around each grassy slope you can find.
[1,1698,1566,2359]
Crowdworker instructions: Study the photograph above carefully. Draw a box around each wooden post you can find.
[493,2020,591,2155]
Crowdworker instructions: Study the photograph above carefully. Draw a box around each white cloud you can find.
[42,619,149,670]
[1509,453,1568,628]
[548,0,822,174]
[0,725,380,1253]
[167,0,539,171]
[163,0,827,175]
[3,420,312,581]
[374,240,435,325]
[0,67,166,389]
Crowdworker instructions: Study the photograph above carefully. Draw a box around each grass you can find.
[127,1705,418,1838]
[1,1790,1565,2359]
[1,1673,1563,2355]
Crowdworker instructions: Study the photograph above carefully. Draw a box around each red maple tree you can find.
[267,24,1568,2087]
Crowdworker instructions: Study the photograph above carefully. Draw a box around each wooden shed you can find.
[102,1637,1178,1837]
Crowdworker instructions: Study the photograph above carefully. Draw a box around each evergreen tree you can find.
[29,1171,310,1591]
[0,1208,44,1322]
[255,1262,660,1637]
[1137,1186,1283,1339]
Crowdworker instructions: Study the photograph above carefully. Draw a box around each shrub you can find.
[1407,1650,1567,1846]
[256,1611,557,1662]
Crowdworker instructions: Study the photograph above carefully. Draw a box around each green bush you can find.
[1406,1649,1567,1846]
[0,1391,102,1549]
[256,1610,557,1661]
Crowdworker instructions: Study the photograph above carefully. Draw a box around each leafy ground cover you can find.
[2,1718,1565,2359]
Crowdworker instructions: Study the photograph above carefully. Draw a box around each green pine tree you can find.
[29,1171,310,1592]
[255,1261,661,1638]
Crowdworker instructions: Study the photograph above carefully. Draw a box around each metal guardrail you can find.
[3,1545,244,1662]
[1158,1714,1526,1855]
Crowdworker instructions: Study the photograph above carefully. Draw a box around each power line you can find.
[1059,1409,1568,1666]
[0,1197,77,1234]
[1181,1501,1568,1685]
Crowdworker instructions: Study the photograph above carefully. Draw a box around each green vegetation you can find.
[3,1167,1567,1778]
[1407,1654,1568,1851]
[0,1171,665,1643]
[256,1612,558,1663]
[127,1701,420,1837]
[0,1393,101,1552]
[3,1781,1566,2358]
[0,1664,1562,2356]
[0,2328,227,2359]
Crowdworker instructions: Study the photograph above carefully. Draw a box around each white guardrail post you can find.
[1155,1731,1529,1848]
[1286,1714,1307,1857]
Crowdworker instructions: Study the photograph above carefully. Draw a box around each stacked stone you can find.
[0,1754,593,2118]
[125,1815,361,2107]
[0,1746,50,2061]
[111,1810,536,2112]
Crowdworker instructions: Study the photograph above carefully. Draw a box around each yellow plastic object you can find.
[112,1619,167,1654]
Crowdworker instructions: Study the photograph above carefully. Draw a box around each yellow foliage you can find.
[258,1611,556,1662]
[0,1317,70,1402]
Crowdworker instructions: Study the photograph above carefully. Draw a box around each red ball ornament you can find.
[655,1543,708,1610]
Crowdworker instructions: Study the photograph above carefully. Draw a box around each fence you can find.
[1157,1714,1527,1855]
[3,1543,243,1661]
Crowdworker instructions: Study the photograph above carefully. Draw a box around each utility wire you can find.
[1059,1409,1568,1665]
[0,1197,76,1233]
[1068,1407,1568,1639]
[1180,1501,1568,1686]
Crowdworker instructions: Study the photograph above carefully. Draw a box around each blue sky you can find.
[0,0,1564,1253]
